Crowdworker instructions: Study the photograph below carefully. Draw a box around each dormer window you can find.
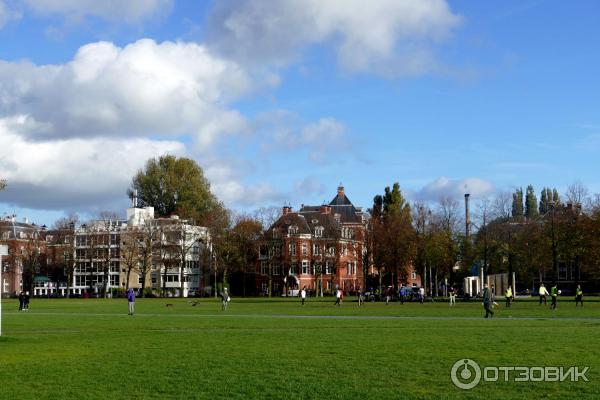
[288,225,298,235]
[314,226,324,237]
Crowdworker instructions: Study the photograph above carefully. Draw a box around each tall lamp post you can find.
[0,244,8,336]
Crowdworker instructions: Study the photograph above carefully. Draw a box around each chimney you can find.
[337,185,345,197]
[282,206,292,216]
[320,205,331,214]
[464,193,471,239]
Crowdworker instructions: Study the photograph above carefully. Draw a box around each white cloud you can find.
[0,117,184,209]
[415,177,494,201]
[23,0,172,24]
[207,0,462,76]
[0,39,252,147]
[255,111,349,164]
[0,0,21,28]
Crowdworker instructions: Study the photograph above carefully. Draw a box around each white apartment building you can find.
[72,205,211,297]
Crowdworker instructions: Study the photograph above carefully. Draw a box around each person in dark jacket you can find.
[18,291,25,311]
[483,284,494,318]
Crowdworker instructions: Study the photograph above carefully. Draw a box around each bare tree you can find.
[492,191,513,219]
[120,229,142,291]
[253,206,281,230]
[96,211,120,298]
[0,178,6,191]
[566,181,589,206]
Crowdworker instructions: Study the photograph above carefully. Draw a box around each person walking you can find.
[483,283,494,318]
[505,286,513,308]
[385,287,391,305]
[127,288,135,316]
[300,286,307,306]
[418,287,425,304]
[449,286,456,307]
[399,286,405,305]
[550,283,558,310]
[575,285,583,307]
[24,291,30,310]
[334,288,342,306]
[538,283,549,305]
[357,287,364,306]
[221,288,230,311]
[18,291,25,311]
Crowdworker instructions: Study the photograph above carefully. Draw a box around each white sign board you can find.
[0,244,6,336]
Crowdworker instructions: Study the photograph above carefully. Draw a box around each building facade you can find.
[257,186,366,296]
[0,216,47,297]
[71,206,211,297]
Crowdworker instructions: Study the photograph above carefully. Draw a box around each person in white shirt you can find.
[419,287,425,304]
[334,288,342,306]
[300,286,307,306]
[538,283,549,306]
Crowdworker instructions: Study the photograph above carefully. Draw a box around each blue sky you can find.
[0,0,599,226]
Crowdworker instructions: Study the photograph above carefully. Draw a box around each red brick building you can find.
[257,186,366,296]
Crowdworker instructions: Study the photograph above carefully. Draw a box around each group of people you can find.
[120,283,587,315]
[481,282,585,318]
[18,291,30,311]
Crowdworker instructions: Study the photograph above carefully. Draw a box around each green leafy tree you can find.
[511,188,524,219]
[128,155,223,223]
[374,183,416,291]
[525,185,538,219]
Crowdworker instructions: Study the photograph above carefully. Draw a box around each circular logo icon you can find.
[451,359,481,390]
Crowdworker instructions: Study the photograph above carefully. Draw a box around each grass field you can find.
[1,296,599,399]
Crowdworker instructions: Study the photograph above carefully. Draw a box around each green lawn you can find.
[0,296,598,399]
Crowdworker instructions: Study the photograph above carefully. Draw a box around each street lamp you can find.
[0,244,8,336]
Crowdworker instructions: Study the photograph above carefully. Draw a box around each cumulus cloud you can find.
[0,39,252,146]
[0,117,184,209]
[207,0,462,76]
[414,177,494,201]
[23,0,172,24]
[255,111,349,163]
[0,0,21,28]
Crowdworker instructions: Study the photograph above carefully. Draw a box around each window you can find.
[259,245,268,260]
[289,243,297,256]
[411,271,417,280]
[110,234,118,246]
[151,273,157,284]
[273,264,281,275]
[275,246,281,257]
[288,225,298,235]
[290,263,297,275]
[326,245,335,256]
[314,226,324,237]
[347,262,356,276]
[272,229,280,239]
[313,244,321,256]
[325,261,332,275]
[341,244,347,256]
[301,243,308,256]
[261,261,269,275]
[301,260,309,274]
